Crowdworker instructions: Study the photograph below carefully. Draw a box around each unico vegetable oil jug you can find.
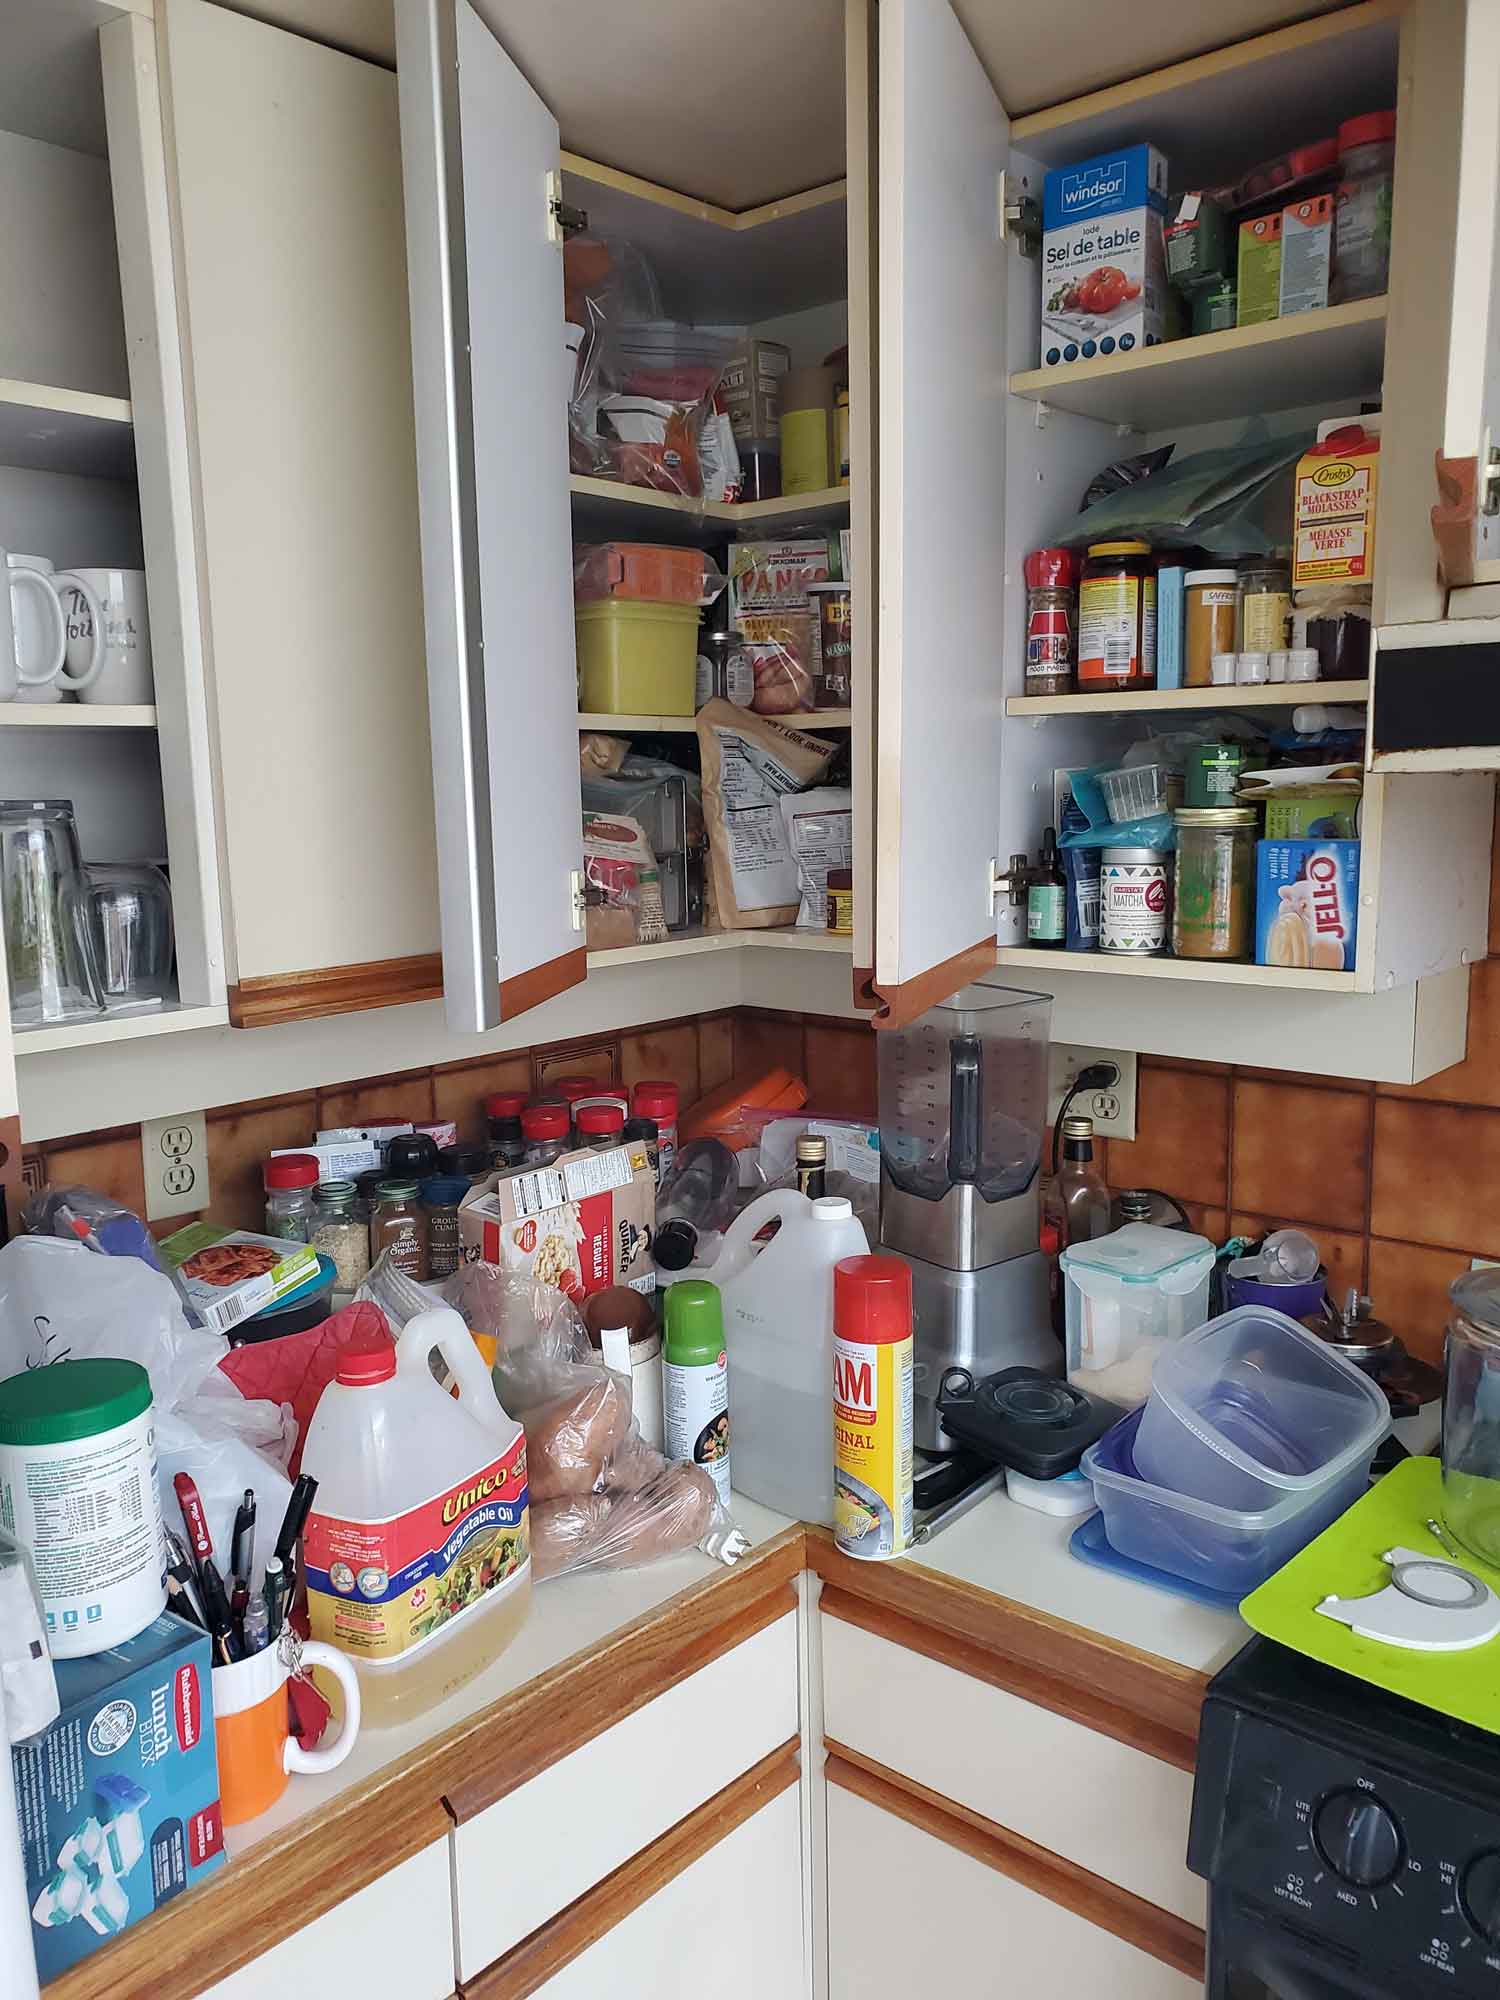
[833,1256,914,1560]
[300,1307,530,1724]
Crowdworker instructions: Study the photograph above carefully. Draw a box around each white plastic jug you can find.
[716,1190,868,1523]
[300,1307,531,1725]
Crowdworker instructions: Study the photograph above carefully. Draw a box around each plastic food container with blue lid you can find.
[1061,1222,1215,1408]
[1132,1304,1390,1512]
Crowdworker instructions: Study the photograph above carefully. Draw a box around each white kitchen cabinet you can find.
[827,1784,1198,1999]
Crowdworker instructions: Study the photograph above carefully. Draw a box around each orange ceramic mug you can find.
[212,1638,361,1825]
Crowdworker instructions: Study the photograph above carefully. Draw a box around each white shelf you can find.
[995,945,1357,991]
[0,378,133,478]
[588,927,852,969]
[580,709,851,732]
[13,1000,230,1054]
[569,475,850,544]
[1005,679,1369,718]
[0,703,157,728]
[1010,299,1387,431]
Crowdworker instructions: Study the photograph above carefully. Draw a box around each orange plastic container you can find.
[573,542,719,606]
[680,1065,809,1152]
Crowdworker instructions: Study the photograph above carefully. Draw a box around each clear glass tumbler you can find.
[0,799,105,1024]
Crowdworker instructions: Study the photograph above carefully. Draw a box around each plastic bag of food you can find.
[582,811,670,950]
[745,628,817,714]
[23,1181,164,1270]
[778,785,852,928]
[573,543,727,608]
[696,701,837,930]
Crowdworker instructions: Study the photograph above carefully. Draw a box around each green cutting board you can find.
[1241,1456,1500,1735]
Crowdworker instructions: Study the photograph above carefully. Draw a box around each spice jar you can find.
[1172,808,1257,961]
[439,1143,491,1184]
[420,1175,469,1279]
[1183,569,1237,688]
[576,1102,626,1151]
[555,1077,601,1140]
[264,1154,320,1240]
[631,1081,680,1180]
[370,1179,428,1279]
[1099,845,1168,955]
[310,1180,370,1292]
[826,866,854,936]
[485,1090,528,1169]
[1237,563,1291,654]
[522,1102,570,1165]
[623,1115,660,1184]
[1077,541,1154,690]
[1022,547,1076,697]
[1442,1269,1500,1563]
[1331,109,1396,304]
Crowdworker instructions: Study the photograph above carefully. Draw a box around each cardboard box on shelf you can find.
[1237,213,1282,326]
[1292,420,1381,589]
[720,338,791,444]
[1279,194,1332,315]
[1041,143,1169,367]
[1256,838,1361,970]
[158,1223,320,1335]
[459,1140,656,1297]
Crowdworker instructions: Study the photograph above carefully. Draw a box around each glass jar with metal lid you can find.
[1236,562,1291,655]
[1077,541,1155,691]
[310,1179,370,1292]
[370,1179,428,1280]
[1172,807,1257,961]
[1442,1270,1500,1562]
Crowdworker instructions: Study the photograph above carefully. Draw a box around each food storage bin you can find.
[1062,1223,1215,1407]
[575,599,700,715]
[1133,1305,1390,1512]
[1082,1405,1373,1594]
[1097,761,1173,823]
[572,543,725,607]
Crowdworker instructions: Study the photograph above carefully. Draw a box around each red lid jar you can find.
[522,1103,570,1141]
[576,1103,625,1139]
[264,1153,320,1190]
[632,1080,679,1121]
[484,1090,528,1121]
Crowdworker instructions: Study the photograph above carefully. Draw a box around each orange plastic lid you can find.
[680,1065,808,1148]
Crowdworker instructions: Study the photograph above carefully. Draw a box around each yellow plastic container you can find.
[575,599,699,715]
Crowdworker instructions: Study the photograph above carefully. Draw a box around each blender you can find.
[878,978,1060,1452]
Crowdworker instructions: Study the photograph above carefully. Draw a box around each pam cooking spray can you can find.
[833,1255,913,1559]
[663,1279,731,1506]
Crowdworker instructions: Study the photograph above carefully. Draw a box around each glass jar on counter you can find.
[576,1102,626,1151]
[420,1175,469,1279]
[631,1080,679,1180]
[485,1090,528,1169]
[1077,541,1154,691]
[386,1130,442,1182]
[310,1179,370,1292]
[439,1142,491,1184]
[263,1154,320,1240]
[521,1102,570,1165]
[1442,1269,1500,1564]
[1172,808,1257,961]
[555,1077,601,1141]
[1331,109,1396,304]
[1236,563,1291,655]
[370,1179,428,1279]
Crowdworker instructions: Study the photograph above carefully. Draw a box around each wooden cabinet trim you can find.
[498,945,589,1023]
[869,937,998,1031]
[808,1529,1207,1761]
[227,951,444,1026]
[460,1742,801,2000]
[825,1746,1205,1983]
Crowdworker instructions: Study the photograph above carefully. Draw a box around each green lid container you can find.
[0,1358,152,1446]
[663,1279,725,1366]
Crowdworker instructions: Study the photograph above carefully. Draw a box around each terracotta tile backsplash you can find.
[1231,1078,1372,1233]
[1104,1065,1230,1207]
[203,1095,319,1235]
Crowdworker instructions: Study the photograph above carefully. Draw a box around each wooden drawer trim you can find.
[460,1741,801,2000]
[809,1528,1205,1762]
[825,1745,1205,1983]
[228,950,444,1026]
[499,945,589,1021]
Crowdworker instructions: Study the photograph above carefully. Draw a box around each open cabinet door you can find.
[396,0,586,1034]
[871,0,1010,1026]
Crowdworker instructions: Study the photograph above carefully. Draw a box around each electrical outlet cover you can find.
[141,1111,210,1221]
[1047,1045,1138,1142]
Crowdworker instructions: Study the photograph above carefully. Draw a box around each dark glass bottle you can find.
[1057,1114,1111,1245]
[1026,826,1067,950]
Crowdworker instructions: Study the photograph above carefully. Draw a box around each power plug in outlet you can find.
[1047,1045,1138,1142]
[141,1112,209,1221]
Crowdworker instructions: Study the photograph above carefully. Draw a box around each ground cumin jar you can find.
[1077,541,1154,690]
[1184,570,1238,688]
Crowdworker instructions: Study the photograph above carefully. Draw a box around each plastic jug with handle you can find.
[300,1307,531,1725]
[715,1189,869,1522]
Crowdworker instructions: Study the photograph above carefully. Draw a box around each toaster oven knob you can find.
[1460,1851,1500,1944]
[1313,1790,1402,1888]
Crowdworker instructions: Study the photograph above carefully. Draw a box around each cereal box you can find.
[1293,420,1381,588]
[459,1140,656,1297]
[1256,838,1361,971]
[1041,144,1168,367]
[12,1613,223,1981]
[158,1223,319,1335]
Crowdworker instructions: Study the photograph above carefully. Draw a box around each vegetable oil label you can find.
[833,1334,913,1561]
[664,1354,731,1505]
[303,1433,529,1662]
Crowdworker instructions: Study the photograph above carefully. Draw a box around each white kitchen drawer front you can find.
[529,1784,805,2000]
[828,1784,1198,1999]
[199,1839,454,2000]
[452,1609,799,1979]
[822,1613,1202,1925]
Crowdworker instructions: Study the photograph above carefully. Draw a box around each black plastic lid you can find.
[623,1117,659,1143]
[387,1132,442,1177]
[440,1143,491,1179]
[654,1218,698,1271]
[937,1366,1124,1479]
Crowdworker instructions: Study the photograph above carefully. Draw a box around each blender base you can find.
[900,1247,1060,1453]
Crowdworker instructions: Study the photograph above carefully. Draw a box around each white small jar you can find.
[1209,651,1237,686]
[1236,650,1270,686]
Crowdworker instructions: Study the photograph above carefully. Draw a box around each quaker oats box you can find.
[460,1140,656,1297]
[1256,838,1361,971]
[1041,143,1169,367]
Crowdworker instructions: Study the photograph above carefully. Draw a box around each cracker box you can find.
[1041,144,1168,367]
[459,1139,656,1297]
[720,338,791,443]
[12,1614,224,1981]
[1256,838,1361,971]
[1293,420,1381,588]
[158,1222,320,1335]
[1237,213,1282,326]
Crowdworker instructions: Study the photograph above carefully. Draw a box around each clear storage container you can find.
[1082,1405,1374,1593]
[1097,762,1173,823]
[1062,1223,1215,1407]
[1133,1305,1390,1511]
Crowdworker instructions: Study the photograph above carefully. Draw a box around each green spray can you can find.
[663,1280,730,1506]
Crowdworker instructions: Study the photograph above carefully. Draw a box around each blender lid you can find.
[938,1366,1125,1479]
[1060,1221,1215,1285]
[1450,1267,1500,1338]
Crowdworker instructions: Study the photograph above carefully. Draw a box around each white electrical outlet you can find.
[1047,1045,1138,1142]
[141,1112,210,1221]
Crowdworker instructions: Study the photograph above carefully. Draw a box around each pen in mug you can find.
[230,1488,256,1588]
[262,1556,288,1643]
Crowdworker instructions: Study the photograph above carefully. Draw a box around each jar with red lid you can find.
[555,1076,602,1140]
[521,1102,570,1166]
[485,1089,529,1169]
[1022,547,1076,697]
[1331,109,1396,304]
[631,1080,680,1178]
[576,1102,626,1151]
[264,1153,320,1241]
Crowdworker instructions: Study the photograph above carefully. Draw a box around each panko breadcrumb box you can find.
[459,1141,656,1299]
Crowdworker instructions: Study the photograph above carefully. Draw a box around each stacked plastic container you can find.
[573,543,726,716]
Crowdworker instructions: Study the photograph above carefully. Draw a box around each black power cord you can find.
[1051,1061,1121,1175]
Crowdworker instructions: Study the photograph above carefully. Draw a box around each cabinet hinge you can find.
[989,854,1031,909]
[999,171,1041,258]
[570,868,586,931]
[546,169,588,247]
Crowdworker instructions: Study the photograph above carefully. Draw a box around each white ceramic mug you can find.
[1,554,103,704]
[60,568,153,706]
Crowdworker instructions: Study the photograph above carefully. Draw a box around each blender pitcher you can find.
[0,801,105,1025]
